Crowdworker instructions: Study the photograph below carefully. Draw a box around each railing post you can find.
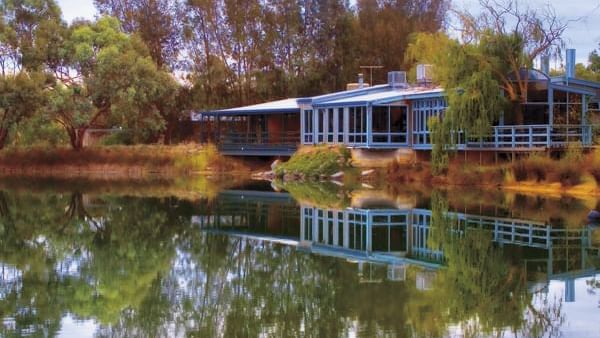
[494,127,498,148]
[528,126,532,148]
[547,125,551,147]
[511,127,515,148]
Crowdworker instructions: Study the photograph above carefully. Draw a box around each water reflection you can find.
[0,182,598,337]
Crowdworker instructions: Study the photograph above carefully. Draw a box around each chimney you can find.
[540,54,550,75]
[357,73,364,89]
[416,64,434,85]
[388,71,407,88]
[566,49,576,79]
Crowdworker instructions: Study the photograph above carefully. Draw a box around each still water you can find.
[0,178,599,337]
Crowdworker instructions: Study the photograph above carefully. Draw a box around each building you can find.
[197,49,600,157]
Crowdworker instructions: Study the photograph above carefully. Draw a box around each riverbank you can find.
[0,144,250,179]
[267,145,600,199]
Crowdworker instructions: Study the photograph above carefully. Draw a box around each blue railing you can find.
[466,124,593,149]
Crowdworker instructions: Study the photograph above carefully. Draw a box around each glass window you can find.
[372,106,389,133]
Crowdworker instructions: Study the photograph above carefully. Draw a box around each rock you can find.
[331,171,344,179]
[251,171,275,180]
[361,183,374,189]
[361,169,375,176]
[263,171,275,180]
[271,159,282,171]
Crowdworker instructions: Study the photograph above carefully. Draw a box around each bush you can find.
[511,154,554,182]
[588,148,600,184]
[275,145,352,179]
[550,161,583,187]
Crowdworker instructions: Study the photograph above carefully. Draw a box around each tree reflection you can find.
[0,187,592,337]
[407,190,566,337]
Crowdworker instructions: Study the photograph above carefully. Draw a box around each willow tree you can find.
[407,0,567,173]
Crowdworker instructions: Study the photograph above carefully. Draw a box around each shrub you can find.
[551,160,583,187]
[275,145,352,179]
[588,148,600,184]
[511,153,552,182]
[512,160,528,182]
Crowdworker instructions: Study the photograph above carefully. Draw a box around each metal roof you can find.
[313,87,445,107]
[204,98,300,116]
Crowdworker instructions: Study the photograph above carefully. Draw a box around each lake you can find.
[0,177,599,337]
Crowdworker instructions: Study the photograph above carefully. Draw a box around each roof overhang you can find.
[551,76,600,89]
[202,108,300,116]
[550,83,596,96]
[199,98,301,116]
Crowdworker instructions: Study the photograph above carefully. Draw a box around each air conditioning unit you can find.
[416,64,434,84]
[388,71,407,88]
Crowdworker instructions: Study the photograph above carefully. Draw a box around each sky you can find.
[56,0,600,64]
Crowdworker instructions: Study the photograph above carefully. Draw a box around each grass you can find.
[274,145,352,179]
[0,143,244,175]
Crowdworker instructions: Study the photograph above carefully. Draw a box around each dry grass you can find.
[0,144,246,175]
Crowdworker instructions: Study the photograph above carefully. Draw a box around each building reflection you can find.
[196,190,600,302]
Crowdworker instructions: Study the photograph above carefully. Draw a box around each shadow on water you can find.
[0,177,598,337]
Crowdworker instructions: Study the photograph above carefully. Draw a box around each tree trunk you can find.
[163,121,175,145]
[68,127,87,151]
[0,129,8,150]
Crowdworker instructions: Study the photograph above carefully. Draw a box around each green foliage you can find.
[46,16,182,148]
[0,71,48,148]
[274,146,352,179]
[429,116,449,175]
[10,110,68,147]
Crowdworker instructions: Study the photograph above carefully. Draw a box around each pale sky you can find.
[56,0,600,64]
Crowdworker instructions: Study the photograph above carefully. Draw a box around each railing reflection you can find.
[195,191,600,298]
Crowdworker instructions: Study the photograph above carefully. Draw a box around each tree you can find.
[93,0,183,70]
[356,0,449,84]
[407,0,568,172]
[455,0,567,124]
[0,0,64,73]
[0,71,47,149]
[573,45,600,82]
[48,16,177,149]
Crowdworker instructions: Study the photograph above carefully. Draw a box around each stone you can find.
[361,169,375,176]
[271,159,281,171]
[331,171,344,179]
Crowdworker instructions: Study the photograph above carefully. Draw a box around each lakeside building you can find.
[196,49,600,157]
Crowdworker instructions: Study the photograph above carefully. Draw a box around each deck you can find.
[213,124,593,156]
[217,131,299,156]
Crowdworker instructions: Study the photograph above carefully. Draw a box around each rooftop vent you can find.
[416,64,434,84]
[566,49,576,79]
[388,71,407,88]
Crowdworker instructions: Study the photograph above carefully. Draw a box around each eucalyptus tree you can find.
[356,0,449,84]
[0,0,64,73]
[0,0,62,148]
[48,16,179,149]
[93,0,184,70]
[0,71,47,149]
